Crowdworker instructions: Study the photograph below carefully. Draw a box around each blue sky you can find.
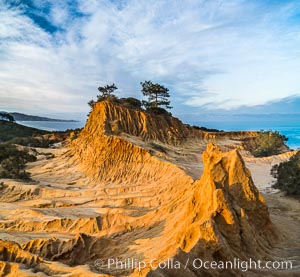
[0,0,299,121]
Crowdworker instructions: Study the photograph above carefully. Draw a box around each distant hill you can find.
[0,120,48,142]
[9,112,78,122]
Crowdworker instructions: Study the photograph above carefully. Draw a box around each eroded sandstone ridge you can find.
[0,102,278,276]
[79,101,258,144]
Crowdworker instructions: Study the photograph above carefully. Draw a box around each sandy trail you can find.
[244,152,300,276]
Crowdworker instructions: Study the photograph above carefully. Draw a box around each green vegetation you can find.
[0,143,36,180]
[0,120,47,143]
[0,120,41,180]
[88,83,119,108]
[271,151,300,195]
[118,97,142,109]
[97,83,118,100]
[88,83,118,111]
[7,136,52,148]
[0,120,74,147]
[88,95,143,116]
[88,81,172,115]
[253,131,288,157]
[192,125,223,132]
[140,80,172,111]
[0,119,78,181]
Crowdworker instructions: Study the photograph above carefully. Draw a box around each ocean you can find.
[17,114,300,150]
[17,120,86,132]
[192,114,300,150]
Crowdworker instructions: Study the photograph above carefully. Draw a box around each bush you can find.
[145,107,172,116]
[119,97,142,109]
[271,151,300,195]
[0,120,47,142]
[97,94,119,103]
[8,137,52,147]
[192,125,223,132]
[0,143,37,180]
[253,131,288,157]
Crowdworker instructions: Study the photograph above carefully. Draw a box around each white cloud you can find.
[0,0,299,119]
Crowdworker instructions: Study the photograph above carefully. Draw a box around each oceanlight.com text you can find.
[94,257,294,272]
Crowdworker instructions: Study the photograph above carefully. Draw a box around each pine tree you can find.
[140,81,172,110]
[97,83,118,100]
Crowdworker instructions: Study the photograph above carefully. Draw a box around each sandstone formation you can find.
[0,101,294,277]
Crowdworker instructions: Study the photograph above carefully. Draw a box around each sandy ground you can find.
[244,152,300,275]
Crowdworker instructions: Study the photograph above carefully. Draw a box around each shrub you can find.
[253,131,288,157]
[145,107,172,116]
[119,97,142,109]
[8,137,51,147]
[0,143,36,180]
[97,94,119,103]
[0,120,47,142]
[192,125,223,132]
[271,151,300,195]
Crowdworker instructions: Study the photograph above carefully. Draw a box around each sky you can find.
[0,0,300,121]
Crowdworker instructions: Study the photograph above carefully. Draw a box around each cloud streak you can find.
[0,0,299,120]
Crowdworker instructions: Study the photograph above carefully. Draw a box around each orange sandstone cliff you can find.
[0,101,277,276]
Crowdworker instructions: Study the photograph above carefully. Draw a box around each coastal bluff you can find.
[0,101,285,277]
